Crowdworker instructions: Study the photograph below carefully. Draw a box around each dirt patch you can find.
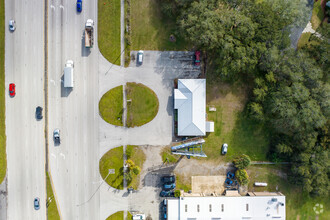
[192,176,225,194]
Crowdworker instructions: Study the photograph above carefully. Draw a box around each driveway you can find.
[99,51,201,219]
[98,51,200,157]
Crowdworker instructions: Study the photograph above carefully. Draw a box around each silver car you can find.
[9,20,16,31]
[53,129,60,144]
[222,143,228,155]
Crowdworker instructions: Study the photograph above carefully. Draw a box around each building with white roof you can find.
[166,193,285,220]
[174,79,214,136]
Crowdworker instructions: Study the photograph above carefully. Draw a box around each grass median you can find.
[98,0,121,65]
[46,172,60,220]
[100,146,124,190]
[0,0,6,184]
[106,211,124,220]
[126,145,146,189]
[126,82,159,127]
[99,85,123,126]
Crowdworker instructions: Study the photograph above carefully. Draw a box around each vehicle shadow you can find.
[60,75,73,97]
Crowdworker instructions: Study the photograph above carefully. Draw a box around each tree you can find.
[132,166,141,175]
[235,169,249,185]
[233,154,251,169]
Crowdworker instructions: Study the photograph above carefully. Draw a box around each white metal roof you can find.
[167,195,286,220]
[174,79,206,136]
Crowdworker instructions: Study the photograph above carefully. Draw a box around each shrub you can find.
[132,166,141,175]
[235,169,249,186]
[126,159,135,168]
[174,190,181,198]
[233,154,251,169]
[126,147,132,159]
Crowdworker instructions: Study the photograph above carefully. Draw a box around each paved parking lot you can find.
[99,51,201,219]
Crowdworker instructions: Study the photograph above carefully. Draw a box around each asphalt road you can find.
[5,0,46,219]
[47,0,99,219]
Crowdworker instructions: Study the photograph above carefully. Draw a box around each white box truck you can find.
[64,60,74,88]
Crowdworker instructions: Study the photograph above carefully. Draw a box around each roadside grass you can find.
[46,172,60,220]
[248,165,330,220]
[204,78,269,162]
[106,211,124,220]
[99,85,123,126]
[126,83,159,127]
[311,0,324,30]
[0,0,6,184]
[98,0,121,65]
[161,146,180,164]
[126,145,146,189]
[131,0,188,50]
[297,32,312,49]
[127,212,132,220]
[99,146,124,190]
[175,173,191,192]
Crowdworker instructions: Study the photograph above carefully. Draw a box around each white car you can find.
[137,50,144,64]
[222,143,228,155]
[9,20,16,31]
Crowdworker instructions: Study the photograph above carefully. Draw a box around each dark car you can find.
[160,190,174,197]
[194,51,201,66]
[162,175,175,184]
[34,197,40,210]
[77,0,82,12]
[9,83,15,96]
[36,106,43,120]
[163,183,176,191]
[53,129,60,144]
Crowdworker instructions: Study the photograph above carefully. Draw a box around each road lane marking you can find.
[50,5,55,10]
[51,153,56,159]
[60,153,65,159]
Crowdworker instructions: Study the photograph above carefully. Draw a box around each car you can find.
[34,197,40,210]
[36,106,43,120]
[9,83,15,96]
[161,175,175,184]
[137,50,144,64]
[163,183,176,191]
[53,129,60,144]
[77,0,82,12]
[222,143,228,155]
[160,190,174,197]
[9,20,16,31]
[194,51,201,66]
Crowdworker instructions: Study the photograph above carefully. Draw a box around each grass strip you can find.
[311,0,324,30]
[0,0,6,184]
[106,211,124,220]
[46,172,60,220]
[100,146,124,190]
[126,82,159,127]
[126,145,146,189]
[99,85,123,126]
[98,0,121,65]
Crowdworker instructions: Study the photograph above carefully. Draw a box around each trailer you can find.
[64,60,74,88]
[85,19,94,48]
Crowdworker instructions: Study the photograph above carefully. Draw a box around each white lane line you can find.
[51,153,56,159]
[50,5,55,10]
[60,153,65,159]
[60,5,64,10]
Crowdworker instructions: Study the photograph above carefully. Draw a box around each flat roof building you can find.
[167,193,285,220]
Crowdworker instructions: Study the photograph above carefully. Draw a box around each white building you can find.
[167,193,285,220]
[174,79,214,136]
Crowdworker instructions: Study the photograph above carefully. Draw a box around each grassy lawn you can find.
[106,211,124,220]
[99,85,123,126]
[126,145,146,189]
[161,146,180,164]
[99,146,124,190]
[46,172,60,220]
[127,212,132,220]
[248,165,330,220]
[0,0,6,184]
[126,82,159,127]
[131,0,188,50]
[311,0,324,30]
[297,32,312,49]
[204,78,270,162]
[98,0,121,65]
[175,173,191,192]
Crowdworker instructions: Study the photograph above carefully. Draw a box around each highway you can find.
[47,0,100,219]
[5,0,46,219]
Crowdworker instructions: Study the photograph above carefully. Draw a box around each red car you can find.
[9,83,15,96]
[194,51,201,66]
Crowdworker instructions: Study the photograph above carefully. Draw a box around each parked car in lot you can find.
[137,50,144,64]
[194,51,201,66]
[222,143,228,155]
[163,183,176,191]
[34,197,40,210]
[162,175,176,184]
[9,83,15,96]
[36,106,43,120]
[53,129,60,144]
[160,190,174,197]
[9,19,16,31]
[76,0,82,12]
